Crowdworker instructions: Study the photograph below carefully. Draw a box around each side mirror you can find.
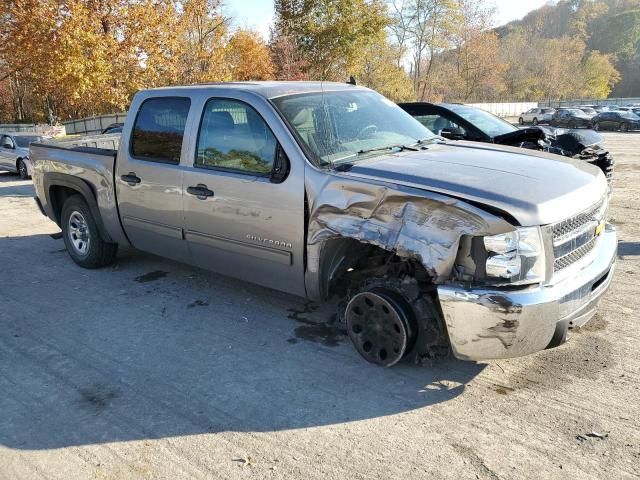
[440,128,465,141]
[271,144,290,184]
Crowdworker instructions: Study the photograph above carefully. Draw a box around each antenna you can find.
[347,76,357,86]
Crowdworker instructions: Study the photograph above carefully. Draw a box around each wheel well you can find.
[324,239,434,298]
[49,185,82,224]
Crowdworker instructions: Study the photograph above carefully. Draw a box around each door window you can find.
[131,97,191,164]
[195,99,277,175]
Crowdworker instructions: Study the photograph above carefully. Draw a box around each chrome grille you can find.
[552,198,607,272]
[553,200,605,241]
[554,236,598,271]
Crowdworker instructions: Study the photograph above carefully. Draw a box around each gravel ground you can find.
[0,132,638,480]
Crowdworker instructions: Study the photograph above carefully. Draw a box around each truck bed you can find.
[30,135,129,245]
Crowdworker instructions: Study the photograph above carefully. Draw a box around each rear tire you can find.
[518,117,524,125]
[533,118,539,126]
[620,122,629,132]
[61,195,118,268]
[16,158,29,179]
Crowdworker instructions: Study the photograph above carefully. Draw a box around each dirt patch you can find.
[134,270,168,283]
[77,384,117,414]
[288,303,346,347]
[187,299,209,308]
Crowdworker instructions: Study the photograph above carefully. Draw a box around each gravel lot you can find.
[0,132,638,480]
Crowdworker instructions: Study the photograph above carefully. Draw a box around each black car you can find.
[549,108,593,128]
[592,111,640,132]
[398,102,614,183]
[101,123,124,134]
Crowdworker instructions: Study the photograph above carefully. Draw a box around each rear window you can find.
[131,97,191,164]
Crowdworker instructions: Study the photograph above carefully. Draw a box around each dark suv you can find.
[550,109,593,129]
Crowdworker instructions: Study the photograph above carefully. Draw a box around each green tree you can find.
[359,35,415,101]
[581,50,621,97]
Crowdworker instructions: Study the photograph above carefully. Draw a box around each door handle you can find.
[187,184,214,199]
[121,172,141,185]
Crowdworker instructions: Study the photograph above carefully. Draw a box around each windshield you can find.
[620,111,640,120]
[14,136,42,148]
[271,90,436,166]
[448,105,516,137]
[566,109,584,116]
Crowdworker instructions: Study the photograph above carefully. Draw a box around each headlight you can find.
[483,227,546,284]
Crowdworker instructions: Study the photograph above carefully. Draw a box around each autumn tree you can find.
[581,50,620,97]
[273,0,390,80]
[359,34,415,101]
[227,30,275,80]
[176,0,230,84]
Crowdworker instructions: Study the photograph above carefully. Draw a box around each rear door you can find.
[182,94,305,296]
[115,96,193,263]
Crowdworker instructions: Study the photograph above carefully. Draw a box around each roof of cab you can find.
[143,81,366,99]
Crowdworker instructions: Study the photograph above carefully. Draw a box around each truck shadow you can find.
[0,172,34,197]
[0,234,485,450]
[618,241,640,259]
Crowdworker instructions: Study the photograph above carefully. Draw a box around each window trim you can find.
[129,96,191,165]
[193,96,279,178]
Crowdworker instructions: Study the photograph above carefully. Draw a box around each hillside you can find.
[497,0,640,97]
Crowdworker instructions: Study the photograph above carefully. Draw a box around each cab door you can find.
[182,95,305,296]
[115,96,192,263]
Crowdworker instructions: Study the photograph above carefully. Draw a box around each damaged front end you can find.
[304,169,617,362]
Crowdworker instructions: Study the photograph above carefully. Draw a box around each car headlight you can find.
[483,227,546,285]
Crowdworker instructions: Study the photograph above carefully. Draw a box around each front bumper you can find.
[437,225,617,361]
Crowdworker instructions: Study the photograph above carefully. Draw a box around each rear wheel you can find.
[16,158,28,179]
[568,120,577,129]
[61,195,118,268]
[620,122,629,132]
[518,117,524,125]
[532,118,539,125]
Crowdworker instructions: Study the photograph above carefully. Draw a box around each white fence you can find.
[468,102,538,118]
[63,113,127,135]
[0,123,66,136]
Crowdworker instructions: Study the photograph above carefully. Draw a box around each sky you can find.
[223,0,554,39]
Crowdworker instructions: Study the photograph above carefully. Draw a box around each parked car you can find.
[0,132,45,179]
[518,107,555,125]
[398,102,614,182]
[577,106,597,118]
[549,108,593,128]
[101,123,124,134]
[592,110,640,132]
[30,82,616,367]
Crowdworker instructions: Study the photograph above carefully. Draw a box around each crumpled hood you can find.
[344,141,608,226]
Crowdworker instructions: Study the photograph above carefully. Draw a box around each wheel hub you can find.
[68,211,90,255]
[345,289,415,367]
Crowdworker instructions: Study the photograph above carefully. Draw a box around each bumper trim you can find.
[437,225,617,361]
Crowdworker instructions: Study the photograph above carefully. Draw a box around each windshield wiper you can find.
[357,144,420,156]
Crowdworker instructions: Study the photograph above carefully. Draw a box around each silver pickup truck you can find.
[30,82,617,367]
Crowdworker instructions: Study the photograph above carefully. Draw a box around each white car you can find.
[0,132,45,179]
[519,107,555,125]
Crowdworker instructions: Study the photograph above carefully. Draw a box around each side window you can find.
[1,135,14,148]
[195,98,277,175]
[131,97,191,164]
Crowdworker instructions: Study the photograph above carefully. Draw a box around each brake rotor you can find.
[345,288,416,367]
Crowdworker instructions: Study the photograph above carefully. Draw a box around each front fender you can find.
[304,171,515,300]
